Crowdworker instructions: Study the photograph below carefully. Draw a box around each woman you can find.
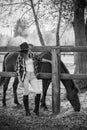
[15,42,41,116]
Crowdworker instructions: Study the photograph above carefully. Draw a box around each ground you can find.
[0,55,87,130]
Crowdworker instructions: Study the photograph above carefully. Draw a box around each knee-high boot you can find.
[23,95,31,116]
[34,94,41,116]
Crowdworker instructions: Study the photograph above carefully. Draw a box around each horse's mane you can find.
[39,51,70,73]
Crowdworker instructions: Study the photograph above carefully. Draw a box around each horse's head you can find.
[61,61,81,112]
[66,86,81,112]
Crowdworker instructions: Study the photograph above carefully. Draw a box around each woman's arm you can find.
[15,54,22,82]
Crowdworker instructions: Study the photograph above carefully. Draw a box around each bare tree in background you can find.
[29,0,45,46]
[55,0,63,46]
[73,0,87,90]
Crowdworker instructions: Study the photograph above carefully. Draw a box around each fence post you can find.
[52,48,60,114]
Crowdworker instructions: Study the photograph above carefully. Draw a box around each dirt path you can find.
[0,61,87,129]
[0,79,87,130]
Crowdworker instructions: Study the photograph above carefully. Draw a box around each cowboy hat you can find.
[20,42,29,52]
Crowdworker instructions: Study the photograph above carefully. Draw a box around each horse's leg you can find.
[41,79,51,110]
[3,77,10,106]
[13,77,20,106]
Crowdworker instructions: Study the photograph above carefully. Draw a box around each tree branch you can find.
[0,2,31,7]
[30,0,45,46]
[56,0,63,46]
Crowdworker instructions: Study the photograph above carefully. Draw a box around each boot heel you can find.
[34,109,39,116]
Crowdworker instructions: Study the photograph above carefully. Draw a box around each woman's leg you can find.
[30,77,41,116]
[23,75,30,116]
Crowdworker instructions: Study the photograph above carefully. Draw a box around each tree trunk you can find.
[30,0,45,46]
[73,0,87,90]
[56,0,63,46]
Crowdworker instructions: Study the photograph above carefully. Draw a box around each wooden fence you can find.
[0,45,87,114]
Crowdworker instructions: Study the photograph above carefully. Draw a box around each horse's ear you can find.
[29,44,33,47]
[28,44,34,50]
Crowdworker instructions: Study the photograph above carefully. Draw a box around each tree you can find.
[29,0,45,46]
[73,0,87,90]
[52,0,87,90]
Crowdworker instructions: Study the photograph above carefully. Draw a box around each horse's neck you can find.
[39,51,78,93]
[61,61,78,93]
[39,51,51,60]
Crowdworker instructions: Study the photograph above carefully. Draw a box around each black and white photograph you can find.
[0,0,87,130]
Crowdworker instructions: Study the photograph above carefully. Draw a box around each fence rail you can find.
[0,72,17,77]
[0,45,87,114]
[0,46,87,80]
[1,45,87,52]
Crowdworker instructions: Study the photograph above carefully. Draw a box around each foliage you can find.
[14,19,27,37]
[0,0,74,28]
[0,0,30,27]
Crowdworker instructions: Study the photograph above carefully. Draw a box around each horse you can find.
[0,51,81,112]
